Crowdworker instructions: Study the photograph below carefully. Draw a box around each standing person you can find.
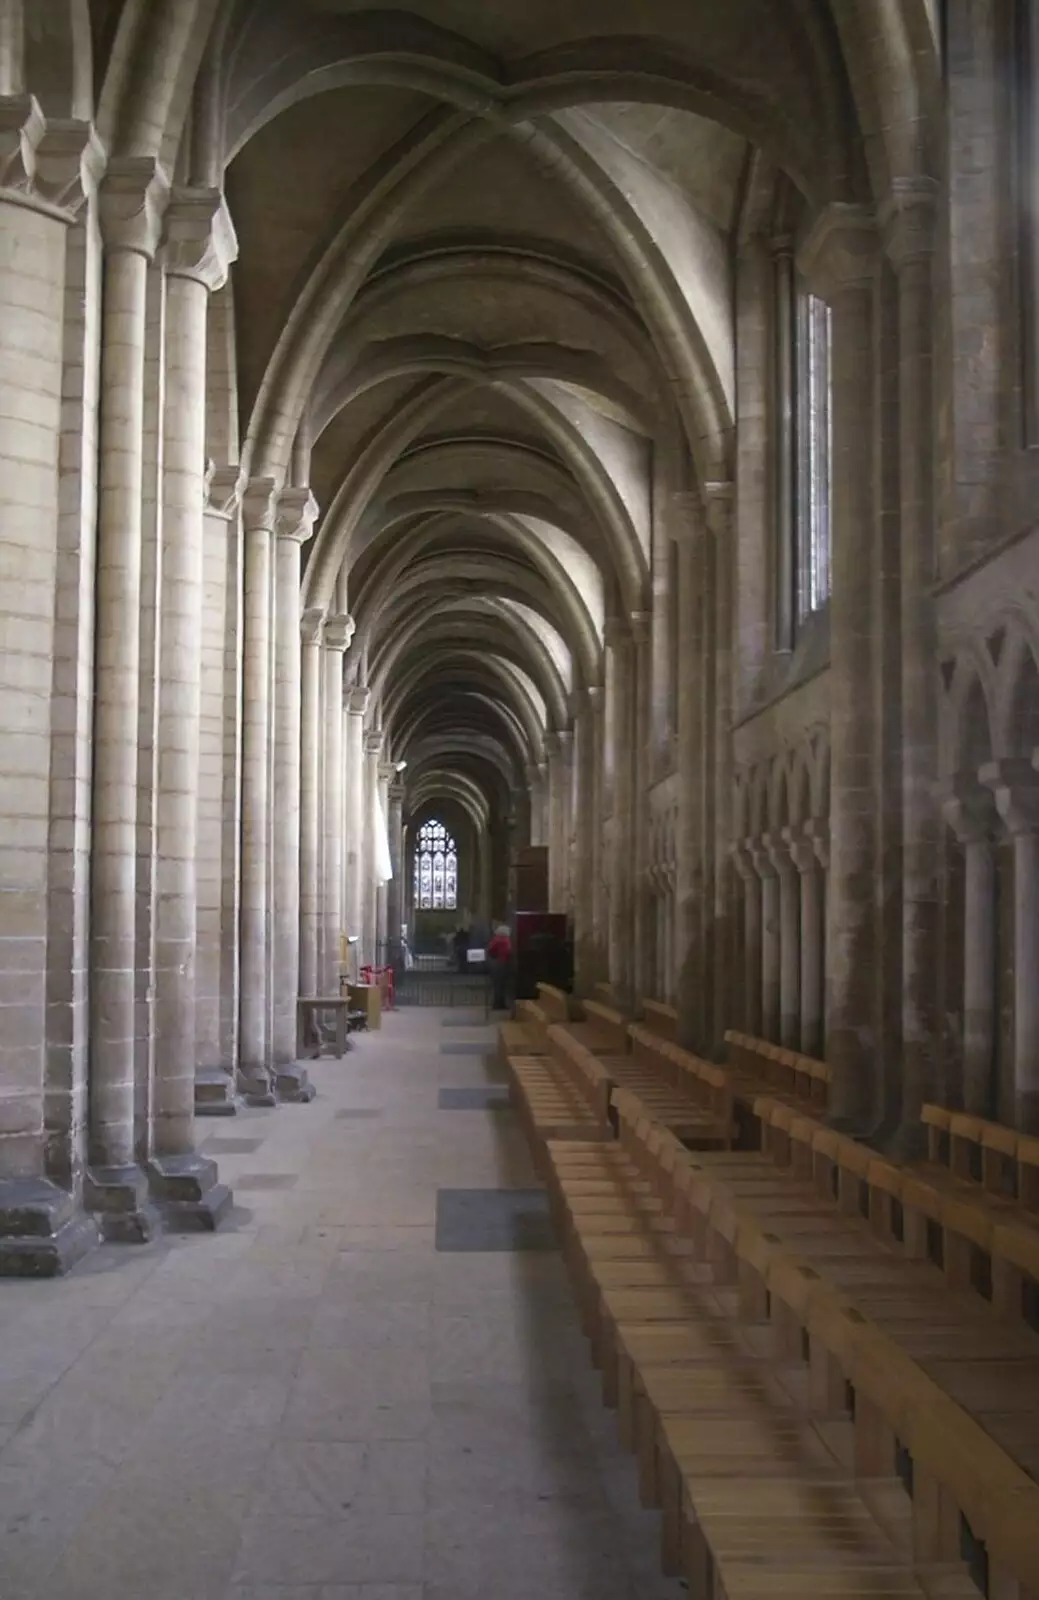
[452,924,469,973]
[487,923,513,1012]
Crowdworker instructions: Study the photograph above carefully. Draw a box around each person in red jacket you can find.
[487,923,512,1012]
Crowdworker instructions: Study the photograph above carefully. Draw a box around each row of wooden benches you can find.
[537,1082,1039,1600]
[502,1006,1039,1335]
[510,985,1039,1242]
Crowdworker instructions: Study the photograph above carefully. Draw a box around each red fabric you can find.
[488,934,512,961]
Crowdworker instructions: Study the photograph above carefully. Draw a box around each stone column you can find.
[238,478,278,1104]
[671,493,706,1048]
[788,822,828,1059]
[363,730,384,964]
[147,189,236,1225]
[558,728,574,915]
[708,486,735,1055]
[299,605,325,999]
[571,691,597,989]
[766,832,800,1049]
[982,760,1039,1132]
[344,685,370,952]
[376,761,394,959]
[886,180,941,1136]
[320,616,353,993]
[386,781,405,961]
[588,686,607,977]
[798,206,880,1127]
[942,780,997,1116]
[605,618,635,1006]
[545,732,564,908]
[271,489,318,1102]
[631,610,654,1008]
[86,158,168,1239]
[733,844,762,1036]
[751,840,780,1042]
[0,105,101,1271]
[526,761,546,848]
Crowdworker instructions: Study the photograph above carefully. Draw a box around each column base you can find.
[84,1165,162,1244]
[146,1153,233,1232]
[0,1179,100,1277]
[195,1068,238,1117]
[275,1064,317,1103]
[237,1067,277,1108]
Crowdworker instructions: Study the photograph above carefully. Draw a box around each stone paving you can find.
[0,1008,687,1600]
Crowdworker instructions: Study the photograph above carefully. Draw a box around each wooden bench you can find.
[535,982,573,1023]
[541,1106,1005,1599]
[596,1089,1039,1596]
[922,1103,1039,1210]
[724,1027,832,1113]
[502,1023,614,1164]
[641,999,679,1042]
[496,1018,544,1072]
[567,996,630,1055]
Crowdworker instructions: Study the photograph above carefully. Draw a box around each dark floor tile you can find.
[435,1188,555,1253]
[437,1087,511,1111]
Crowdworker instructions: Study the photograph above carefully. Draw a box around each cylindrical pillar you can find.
[672,493,706,1049]
[299,606,325,997]
[321,616,353,993]
[386,781,405,961]
[589,686,607,979]
[376,761,393,960]
[752,842,780,1042]
[766,833,800,1049]
[363,730,383,965]
[344,686,370,954]
[887,180,941,1135]
[631,610,653,1008]
[271,489,318,1095]
[983,761,1039,1132]
[789,824,827,1060]
[238,478,278,1100]
[0,126,77,1198]
[571,692,596,989]
[153,190,235,1157]
[707,487,735,1056]
[89,160,168,1200]
[545,732,565,909]
[798,206,879,1126]
[733,845,762,1036]
[605,618,635,1007]
[942,782,996,1115]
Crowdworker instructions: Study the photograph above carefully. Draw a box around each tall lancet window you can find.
[414,819,458,910]
[795,288,833,623]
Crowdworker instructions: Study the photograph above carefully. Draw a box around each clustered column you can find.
[320,615,353,993]
[672,492,706,1048]
[982,760,1039,1132]
[570,690,598,988]
[604,617,635,1007]
[298,606,326,998]
[942,780,997,1116]
[344,686,371,955]
[385,782,405,959]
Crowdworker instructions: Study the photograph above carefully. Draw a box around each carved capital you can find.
[365,730,384,757]
[803,817,830,870]
[0,98,99,218]
[797,202,878,298]
[276,487,319,544]
[731,840,757,884]
[881,176,938,271]
[204,462,244,519]
[162,185,237,290]
[346,684,371,717]
[389,782,406,807]
[300,606,326,644]
[323,612,356,654]
[240,475,279,535]
[603,616,631,650]
[630,609,652,645]
[980,759,1039,837]
[99,156,169,259]
[543,731,561,758]
[669,490,703,545]
[785,823,824,876]
[704,481,734,539]
[749,837,777,881]
[941,772,997,847]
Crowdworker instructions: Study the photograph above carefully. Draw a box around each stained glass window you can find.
[413,819,458,910]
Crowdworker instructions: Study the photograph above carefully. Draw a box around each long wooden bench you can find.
[535,982,573,1023]
[503,1022,613,1164]
[922,1103,1039,1210]
[496,1018,544,1071]
[541,1111,1013,1599]
[724,1027,832,1113]
[641,999,679,1042]
[546,1088,1039,1598]
[559,995,631,1055]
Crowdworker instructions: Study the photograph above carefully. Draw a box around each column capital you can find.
[748,837,778,881]
[99,155,170,259]
[797,202,878,297]
[630,609,652,645]
[669,490,703,544]
[603,616,631,650]
[300,606,326,644]
[543,731,561,757]
[731,840,758,884]
[881,176,938,270]
[346,684,371,717]
[162,185,238,290]
[204,462,245,518]
[241,475,279,534]
[941,772,997,846]
[275,486,319,544]
[365,730,384,757]
[980,759,1039,836]
[803,816,830,869]
[0,100,102,218]
[389,782,406,806]
[704,481,734,539]
[557,727,574,751]
[784,823,825,875]
[323,612,355,653]
[377,761,396,784]
[763,831,796,878]
[585,683,605,707]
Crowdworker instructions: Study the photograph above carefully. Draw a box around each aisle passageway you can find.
[0,1011,685,1600]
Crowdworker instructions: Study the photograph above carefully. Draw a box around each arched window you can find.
[413,819,458,910]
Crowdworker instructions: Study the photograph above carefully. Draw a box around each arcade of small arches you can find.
[3,0,1039,1272]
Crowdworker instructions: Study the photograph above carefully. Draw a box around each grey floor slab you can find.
[0,1007,686,1600]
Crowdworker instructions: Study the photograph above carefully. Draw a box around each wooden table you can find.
[297,996,351,1058]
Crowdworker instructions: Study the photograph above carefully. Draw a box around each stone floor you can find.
[0,1007,687,1600]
